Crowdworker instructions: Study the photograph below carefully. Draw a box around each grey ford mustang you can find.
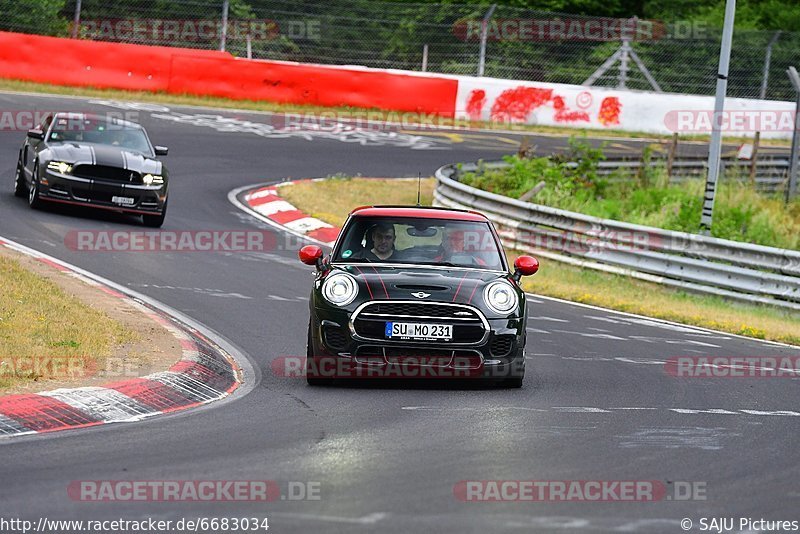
[14,112,169,227]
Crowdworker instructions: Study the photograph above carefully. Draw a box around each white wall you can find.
[454,76,795,139]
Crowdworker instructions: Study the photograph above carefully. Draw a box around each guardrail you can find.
[588,157,790,194]
[434,161,800,311]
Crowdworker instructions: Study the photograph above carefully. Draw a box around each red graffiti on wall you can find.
[598,96,622,126]
[490,87,553,122]
[466,89,487,121]
[552,96,590,122]
[465,85,621,126]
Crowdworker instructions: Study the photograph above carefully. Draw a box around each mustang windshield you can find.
[48,116,153,155]
[334,217,505,270]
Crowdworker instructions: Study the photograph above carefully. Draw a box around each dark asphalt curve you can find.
[0,91,798,534]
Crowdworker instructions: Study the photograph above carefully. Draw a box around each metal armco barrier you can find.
[585,158,791,193]
[434,161,800,311]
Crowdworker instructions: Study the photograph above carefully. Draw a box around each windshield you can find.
[48,116,153,155]
[334,216,505,270]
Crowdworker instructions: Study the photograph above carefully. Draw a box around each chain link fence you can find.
[1,0,797,100]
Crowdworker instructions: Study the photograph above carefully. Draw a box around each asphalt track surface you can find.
[0,91,798,534]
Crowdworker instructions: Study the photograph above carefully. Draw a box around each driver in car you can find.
[355,223,398,261]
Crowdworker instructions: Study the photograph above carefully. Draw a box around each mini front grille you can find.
[73,164,140,183]
[353,318,485,343]
[384,347,453,366]
[366,302,480,319]
[352,301,488,345]
[353,346,484,369]
[354,346,386,366]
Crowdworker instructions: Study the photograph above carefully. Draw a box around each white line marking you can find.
[614,357,667,365]
[530,292,800,349]
[553,407,612,413]
[270,512,387,525]
[553,329,627,340]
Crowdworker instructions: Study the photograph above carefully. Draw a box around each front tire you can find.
[28,163,42,209]
[306,321,333,386]
[14,160,26,198]
[500,349,525,388]
[142,199,167,228]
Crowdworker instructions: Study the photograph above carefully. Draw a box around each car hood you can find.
[47,143,162,174]
[330,264,510,306]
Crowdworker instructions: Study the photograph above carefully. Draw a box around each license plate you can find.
[112,196,135,205]
[385,322,452,341]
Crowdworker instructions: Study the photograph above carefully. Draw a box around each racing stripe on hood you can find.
[353,266,374,299]
[466,277,481,304]
[90,144,125,168]
[371,266,390,298]
[451,271,469,302]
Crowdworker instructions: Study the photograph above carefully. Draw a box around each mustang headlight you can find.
[484,280,518,314]
[142,173,164,185]
[321,273,359,306]
[47,161,73,174]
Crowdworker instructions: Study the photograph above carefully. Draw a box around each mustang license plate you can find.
[385,322,453,341]
[112,196,135,205]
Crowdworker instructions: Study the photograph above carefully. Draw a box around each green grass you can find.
[280,176,800,346]
[0,78,790,146]
[461,149,800,250]
[0,255,136,389]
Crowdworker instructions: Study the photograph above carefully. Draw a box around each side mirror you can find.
[512,255,539,282]
[154,146,169,156]
[27,129,44,140]
[299,245,324,269]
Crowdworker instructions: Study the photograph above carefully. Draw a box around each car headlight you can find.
[47,161,72,174]
[484,280,518,314]
[321,273,359,306]
[142,173,164,185]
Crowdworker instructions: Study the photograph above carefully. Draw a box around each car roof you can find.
[349,206,489,222]
[53,112,143,129]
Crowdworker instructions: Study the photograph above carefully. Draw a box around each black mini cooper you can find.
[299,206,539,387]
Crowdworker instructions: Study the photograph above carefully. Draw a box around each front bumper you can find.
[308,304,525,380]
[39,170,166,215]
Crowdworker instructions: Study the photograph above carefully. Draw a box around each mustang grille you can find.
[72,164,140,183]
